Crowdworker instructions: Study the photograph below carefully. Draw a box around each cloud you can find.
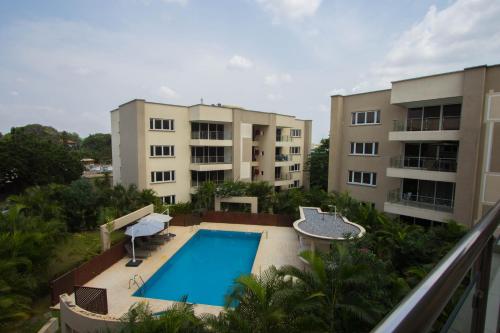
[158,86,179,99]
[357,0,500,91]
[161,0,188,5]
[328,88,346,96]
[227,55,254,70]
[267,93,282,101]
[265,73,292,86]
[256,0,321,23]
[9,91,19,96]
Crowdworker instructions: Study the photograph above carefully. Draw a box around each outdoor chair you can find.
[147,235,165,246]
[124,243,150,258]
[136,237,158,251]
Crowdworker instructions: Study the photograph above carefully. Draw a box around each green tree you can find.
[306,138,329,190]
[192,181,217,211]
[0,126,83,196]
[81,133,112,163]
[246,181,274,213]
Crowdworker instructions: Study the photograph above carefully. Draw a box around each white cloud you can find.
[357,0,500,91]
[267,93,282,101]
[158,86,179,99]
[256,0,322,22]
[9,91,19,96]
[328,88,346,96]
[227,55,254,70]
[265,73,292,86]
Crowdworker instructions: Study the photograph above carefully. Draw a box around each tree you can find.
[0,126,83,196]
[81,133,112,163]
[246,181,274,213]
[306,138,329,190]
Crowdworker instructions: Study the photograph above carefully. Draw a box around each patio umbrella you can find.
[125,219,164,265]
[139,212,173,235]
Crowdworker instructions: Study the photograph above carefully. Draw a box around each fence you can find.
[202,211,294,227]
[74,286,108,315]
[170,213,201,227]
[50,239,126,305]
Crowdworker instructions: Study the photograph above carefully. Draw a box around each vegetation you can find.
[306,138,329,190]
[121,190,466,333]
[80,133,112,163]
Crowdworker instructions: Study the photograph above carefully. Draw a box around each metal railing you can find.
[190,155,232,164]
[387,189,454,212]
[191,131,232,140]
[372,200,500,333]
[190,179,225,188]
[274,173,292,181]
[276,135,292,142]
[275,154,292,162]
[393,116,460,132]
[390,156,457,172]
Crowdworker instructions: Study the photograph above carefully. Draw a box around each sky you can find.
[1,0,499,143]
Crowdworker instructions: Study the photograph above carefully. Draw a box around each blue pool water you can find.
[134,229,261,306]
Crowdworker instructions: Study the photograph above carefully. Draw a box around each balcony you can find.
[276,135,293,146]
[275,154,293,166]
[390,120,460,141]
[190,131,232,146]
[274,172,294,186]
[387,156,457,182]
[384,188,454,222]
[190,155,232,171]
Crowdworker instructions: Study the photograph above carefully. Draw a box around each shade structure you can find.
[138,212,172,224]
[125,217,166,264]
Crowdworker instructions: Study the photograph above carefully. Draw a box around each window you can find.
[289,163,300,172]
[349,142,379,155]
[150,145,175,157]
[150,170,175,183]
[289,180,300,188]
[290,129,302,137]
[351,110,381,125]
[348,170,377,186]
[290,146,301,154]
[149,118,174,131]
[161,195,176,205]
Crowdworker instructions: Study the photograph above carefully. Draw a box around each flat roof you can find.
[115,99,311,121]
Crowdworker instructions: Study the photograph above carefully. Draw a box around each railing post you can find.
[470,236,494,333]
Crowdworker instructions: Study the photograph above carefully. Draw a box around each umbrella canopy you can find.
[138,212,172,224]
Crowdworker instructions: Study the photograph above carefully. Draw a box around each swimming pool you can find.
[134,229,261,306]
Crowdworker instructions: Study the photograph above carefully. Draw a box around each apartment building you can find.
[111,100,312,204]
[328,65,500,227]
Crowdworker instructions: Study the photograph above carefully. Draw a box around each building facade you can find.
[111,100,312,204]
[328,65,500,227]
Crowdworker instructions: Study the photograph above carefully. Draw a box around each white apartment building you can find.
[111,99,312,204]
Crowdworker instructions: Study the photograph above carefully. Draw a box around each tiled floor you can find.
[76,223,303,317]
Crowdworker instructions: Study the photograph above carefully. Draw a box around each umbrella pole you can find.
[132,236,136,263]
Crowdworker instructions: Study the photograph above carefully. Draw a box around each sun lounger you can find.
[136,237,158,251]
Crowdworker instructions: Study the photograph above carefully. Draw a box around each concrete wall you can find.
[214,196,258,213]
[329,90,403,210]
[391,71,464,105]
[110,110,121,185]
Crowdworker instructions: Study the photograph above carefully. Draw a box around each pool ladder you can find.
[128,274,145,296]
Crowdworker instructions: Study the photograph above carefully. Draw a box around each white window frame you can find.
[288,180,300,188]
[290,146,301,155]
[289,163,301,172]
[150,170,176,183]
[161,195,176,205]
[351,110,381,125]
[149,118,175,131]
[347,170,377,186]
[150,145,175,157]
[290,129,302,137]
[349,142,379,156]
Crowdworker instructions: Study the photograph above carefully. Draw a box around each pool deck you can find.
[73,222,303,317]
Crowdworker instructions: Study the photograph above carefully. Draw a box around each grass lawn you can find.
[47,229,126,280]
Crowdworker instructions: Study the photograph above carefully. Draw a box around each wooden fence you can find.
[202,211,294,227]
[74,286,108,315]
[170,213,201,227]
[50,239,126,305]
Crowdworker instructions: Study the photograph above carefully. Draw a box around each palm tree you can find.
[278,246,390,333]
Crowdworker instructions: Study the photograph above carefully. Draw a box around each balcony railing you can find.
[191,179,225,188]
[387,189,454,212]
[275,173,292,181]
[373,200,500,333]
[276,135,292,142]
[191,156,232,164]
[393,116,460,132]
[191,131,232,140]
[390,156,457,172]
[275,154,292,162]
